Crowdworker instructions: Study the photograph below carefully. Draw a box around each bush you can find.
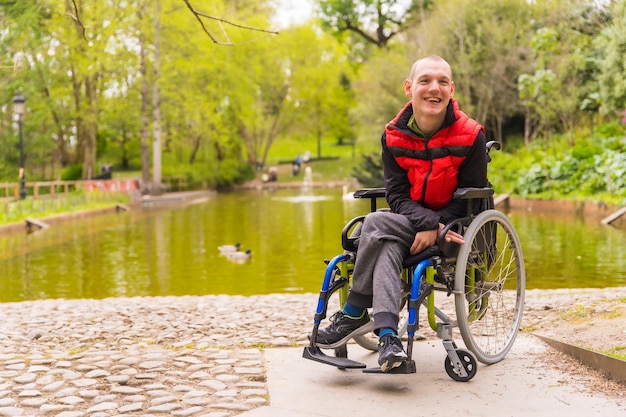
[351,153,384,187]
[60,164,83,181]
[516,163,547,196]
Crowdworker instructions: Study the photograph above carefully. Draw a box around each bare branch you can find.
[69,0,88,42]
[182,0,278,45]
[181,0,221,44]
[195,11,279,35]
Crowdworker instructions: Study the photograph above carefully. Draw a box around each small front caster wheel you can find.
[444,349,477,382]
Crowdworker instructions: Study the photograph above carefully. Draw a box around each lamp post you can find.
[13,94,26,200]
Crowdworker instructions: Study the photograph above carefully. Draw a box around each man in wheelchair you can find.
[314,55,488,372]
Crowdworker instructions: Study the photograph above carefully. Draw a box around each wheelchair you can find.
[303,141,525,382]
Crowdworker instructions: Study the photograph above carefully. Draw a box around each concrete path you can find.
[242,334,625,417]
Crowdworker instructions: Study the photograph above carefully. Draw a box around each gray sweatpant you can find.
[346,211,417,333]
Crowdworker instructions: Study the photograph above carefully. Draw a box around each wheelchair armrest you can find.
[437,217,470,258]
[402,246,442,268]
[341,215,366,252]
[353,188,386,212]
[453,187,494,200]
[353,188,386,199]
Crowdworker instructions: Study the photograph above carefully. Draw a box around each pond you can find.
[0,187,624,303]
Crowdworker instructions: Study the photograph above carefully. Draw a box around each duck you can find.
[226,249,252,263]
[218,242,241,254]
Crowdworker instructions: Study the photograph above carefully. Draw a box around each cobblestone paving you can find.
[0,294,314,417]
[1,288,624,416]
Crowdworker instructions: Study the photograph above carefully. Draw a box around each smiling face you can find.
[404,56,455,133]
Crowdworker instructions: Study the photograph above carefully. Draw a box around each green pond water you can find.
[0,188,624,302]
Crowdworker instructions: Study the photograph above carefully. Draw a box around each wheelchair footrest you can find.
[362,360,416,374]
[302,346,366,369]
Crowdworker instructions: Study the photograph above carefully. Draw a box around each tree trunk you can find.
[151,0,163,196]
[189,133,201,165]
[139,16,150,194]
[523,108,531,146]
[66,1,98,179]
[37,67,71,166]
[81,75,98,179]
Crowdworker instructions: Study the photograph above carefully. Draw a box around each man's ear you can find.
[403,79,412,96]
[450,81,455,97]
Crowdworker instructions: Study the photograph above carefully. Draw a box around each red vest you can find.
[385,99,484,210]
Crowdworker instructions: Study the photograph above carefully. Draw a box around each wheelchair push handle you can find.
[486,140,501,162]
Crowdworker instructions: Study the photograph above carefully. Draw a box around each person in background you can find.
[293,154,302,176]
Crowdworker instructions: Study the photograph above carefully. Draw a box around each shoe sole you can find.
[380,353,408,372]
[314,320,373,349]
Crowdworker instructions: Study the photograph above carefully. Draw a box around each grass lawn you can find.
[258,135,380,183]
[0,193,130,227]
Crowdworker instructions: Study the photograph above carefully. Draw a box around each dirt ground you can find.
[522,286,626,355]
[520,286,626,398]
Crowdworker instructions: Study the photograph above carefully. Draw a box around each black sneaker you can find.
[378,334,407,372]
[314,310,371,349]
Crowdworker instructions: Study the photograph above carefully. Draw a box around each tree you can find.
[517,27,561,144]
[351,47,412,146]
[351,152,384,186]
[290,29,356,159]
[594,0,626,118]
[225,24,354,167]
[151,0,163,195]
[416,0,534,144]
[0,0,67,179]
[316,0,430,57]
[561,1,612,127]
[59,0,120,179]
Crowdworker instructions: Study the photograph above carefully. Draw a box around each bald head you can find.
[408,55,453,82]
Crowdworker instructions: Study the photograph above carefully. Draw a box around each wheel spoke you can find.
[455,210,525,364]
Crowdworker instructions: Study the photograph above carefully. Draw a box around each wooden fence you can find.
[0,177,193,228]
[0,176,190,201]
[0,179,140,200]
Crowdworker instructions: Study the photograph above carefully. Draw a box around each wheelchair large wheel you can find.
[454,209,525,364]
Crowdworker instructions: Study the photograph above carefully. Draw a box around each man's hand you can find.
[409,223,465,255]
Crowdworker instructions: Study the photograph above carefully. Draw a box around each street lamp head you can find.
[13,94,25,116]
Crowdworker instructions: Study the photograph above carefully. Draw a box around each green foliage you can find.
[593,121,626,144]
[501,122,626,203]
[593,0,626,116]
[60,164,83,181]
[515,163,547,196]
[214,159,256,189]
[160,152,255,190]
[571,140,602,160]
[0,190,129,226]
[317,0,421,50]
[351,152,384,188]
[1,0,625,205]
